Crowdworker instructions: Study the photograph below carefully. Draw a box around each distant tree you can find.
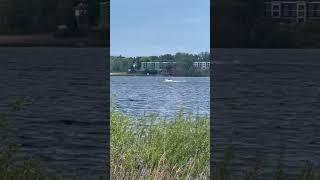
[159,54,174,62]
[175,52,194,76]
[111,52,210,76]
[198,52,210,62]
[149,56,159,62]
[110,56,135,72]
[139,57,151,63]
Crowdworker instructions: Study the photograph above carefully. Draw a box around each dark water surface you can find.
[111,76,209,117]
[212,49,320,179]
[0,48,108,179]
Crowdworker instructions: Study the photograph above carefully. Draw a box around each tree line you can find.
[111,52,210,76]
[1,0,104,34]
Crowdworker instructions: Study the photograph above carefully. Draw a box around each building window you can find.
[282,3,297,17]
[297,4,306,17]
[307,4,314,17]
[307,3,320,17]
[298,11,305,16]
[272,4,281,17]
[264,3,272,17]
[299,5,305,10]
[273,11,280,17]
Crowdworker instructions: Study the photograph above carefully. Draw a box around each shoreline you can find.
[110,72,129,76]
[110,72,209,77]
[0,33,107,47]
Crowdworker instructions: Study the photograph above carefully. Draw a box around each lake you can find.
[111,76,210,117]
[0,48,108,179]
[3,47,320,179]
[212,49,320,179]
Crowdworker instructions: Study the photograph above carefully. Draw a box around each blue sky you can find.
[111,0,210,57]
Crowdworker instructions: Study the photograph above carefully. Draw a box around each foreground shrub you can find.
[111,110,210,179]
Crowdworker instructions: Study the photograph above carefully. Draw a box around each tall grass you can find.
[110,109,320,180]
[111,110,210,179]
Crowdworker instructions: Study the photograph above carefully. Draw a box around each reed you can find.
[111,110,210,179]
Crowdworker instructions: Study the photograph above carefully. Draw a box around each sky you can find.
[111,0,210,57]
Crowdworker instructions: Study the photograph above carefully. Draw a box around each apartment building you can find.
[193,62,210,70]
[264,0,320,23]
[140,62,176,71]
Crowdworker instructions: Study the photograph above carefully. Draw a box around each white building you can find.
[140,62,176,71]
[264,0,320,23]
[140,61,210,71]
[193,62,210,70]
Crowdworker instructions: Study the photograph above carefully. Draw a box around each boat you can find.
[164,78,173,82]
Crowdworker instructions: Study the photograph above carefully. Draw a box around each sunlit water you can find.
[111,76,210,117]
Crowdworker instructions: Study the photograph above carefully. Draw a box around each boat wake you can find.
[164,79,186,83]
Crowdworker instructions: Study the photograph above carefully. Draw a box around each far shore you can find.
[110,72,151,76]
[110,72,129,76]
[0,33,107,47]
[110,72,209,77]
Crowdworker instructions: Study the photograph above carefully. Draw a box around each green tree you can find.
[175,52,194,76]
[159,54,174,62]
[110,56,135,72]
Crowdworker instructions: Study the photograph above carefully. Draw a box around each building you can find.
[140,62,176,71]
[264,0,320,23]
[193,62,210,70]
[141,61,210,71]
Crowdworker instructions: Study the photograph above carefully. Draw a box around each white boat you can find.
[164,78,173,82]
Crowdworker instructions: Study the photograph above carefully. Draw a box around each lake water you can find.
[111,76,210,117]
[212,49,320,179]
[3,47,320,179]
[0,48,108,179]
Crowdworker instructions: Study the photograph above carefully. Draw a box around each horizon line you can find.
[111,51,210,58]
